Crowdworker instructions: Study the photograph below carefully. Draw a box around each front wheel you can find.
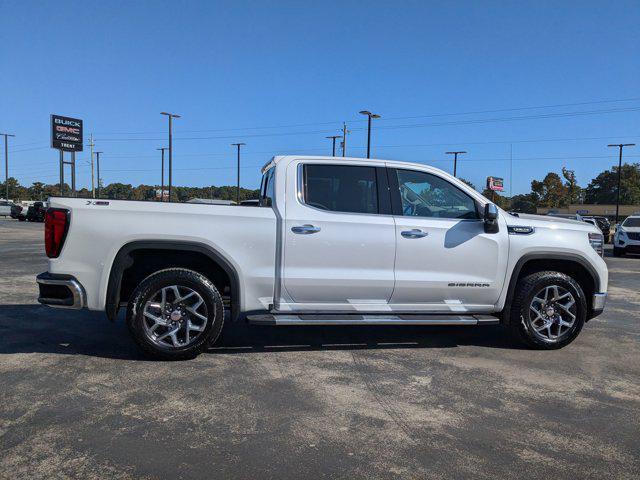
[509,271,587,349]
[613,246,625,257]
[126,268,224,360]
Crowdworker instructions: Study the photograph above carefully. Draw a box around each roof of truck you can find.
[262,155,442,173]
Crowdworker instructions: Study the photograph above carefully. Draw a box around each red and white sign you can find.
[487,176,504,192]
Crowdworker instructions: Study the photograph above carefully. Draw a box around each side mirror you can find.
[483,203,499,233]
[484,203,498,221]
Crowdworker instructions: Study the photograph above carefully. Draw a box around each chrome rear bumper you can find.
[36,272,86,309]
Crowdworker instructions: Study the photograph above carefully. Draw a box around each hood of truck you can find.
[507,213,597,232]
[619,226,640,233]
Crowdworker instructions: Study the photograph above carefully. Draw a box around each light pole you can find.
[1,133,15,201]
[608,143,636,224]
[231,143,245,204]
[94,151,103,198]
[157,147,168,201]
[445,151,466,177]
[358,111,381,158]
[161,112,181,202]
[325,135,342,157]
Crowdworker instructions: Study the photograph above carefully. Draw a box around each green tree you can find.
[510,193,538,213]
[101,183,133,200]
[531,172,568,208]
[0,177,24,200]
[29,182,45,200]
[481,188,510,210]
[584,163,640,205]
[561,167,580,204]
[458,178,476,190]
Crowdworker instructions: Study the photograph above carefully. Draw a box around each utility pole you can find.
[608,143,636,224]
[157,147,168,201]
[231,143,245,204]
[95,151,103,198]
[445,151,466,178]
[1,133,15,201]
[358,110,381,158]
[341,122,349,157]
[161,112,181,202]
[87,134,95,198]
[325,135,342,157]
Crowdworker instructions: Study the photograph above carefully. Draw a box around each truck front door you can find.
[388,167,509,312]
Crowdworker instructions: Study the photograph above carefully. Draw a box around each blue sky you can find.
[1,0,639,194]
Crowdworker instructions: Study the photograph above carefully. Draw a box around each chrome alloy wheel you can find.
[528,285,577,342]
[142,285,209,348]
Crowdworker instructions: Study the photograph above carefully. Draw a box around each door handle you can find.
[401,229,428,239]
[291,224,321,235]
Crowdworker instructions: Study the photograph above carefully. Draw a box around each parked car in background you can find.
[583,218,598,229]
[547,213,584,221]
[613,215,640,256]
[37,155,608,360]
[0,200,16,217]
[26,201,48,222]
[10,204,25,221]
[583,216,611,243]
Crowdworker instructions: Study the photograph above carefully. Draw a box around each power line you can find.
[371,107,640,132]
[91,96,640,136]
[89,106,640,143]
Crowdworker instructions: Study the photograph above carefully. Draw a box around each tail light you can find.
[45,208,70,258]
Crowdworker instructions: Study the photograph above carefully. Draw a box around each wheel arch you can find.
[105,240,241,322]
[502,253,600,323]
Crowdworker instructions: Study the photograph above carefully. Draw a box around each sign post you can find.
[486,176,504,203]
[51,115,83,196]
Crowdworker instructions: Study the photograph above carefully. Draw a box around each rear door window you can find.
[302,164,379,214]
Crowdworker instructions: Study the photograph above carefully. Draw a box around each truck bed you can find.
[46,197,277,312]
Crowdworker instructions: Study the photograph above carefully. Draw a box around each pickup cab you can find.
[37,156,608,359]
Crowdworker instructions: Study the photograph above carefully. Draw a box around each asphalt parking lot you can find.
[0,218,638,479]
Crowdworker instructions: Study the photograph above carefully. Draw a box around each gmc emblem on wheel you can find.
[448,282,491,287]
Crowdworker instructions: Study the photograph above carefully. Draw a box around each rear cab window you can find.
[300,164,382,214]
[259,167,275,207]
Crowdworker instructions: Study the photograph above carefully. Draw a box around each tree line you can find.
[0,177,260,203]
[2,162,639,212]
[460,162,640,213]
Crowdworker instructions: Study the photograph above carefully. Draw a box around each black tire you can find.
[126,268,224,360]
[613,246,624,257]
[18,217,25,222]
[509,271,587,350]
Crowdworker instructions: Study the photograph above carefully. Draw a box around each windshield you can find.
[622,217,640,228]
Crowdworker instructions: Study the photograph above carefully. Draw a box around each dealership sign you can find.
[486,176,504,192]
[51,115,83,151]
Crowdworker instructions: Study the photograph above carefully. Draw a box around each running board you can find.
[246,313,500,326]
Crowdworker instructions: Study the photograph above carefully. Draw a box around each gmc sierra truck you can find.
[37,156,608,359]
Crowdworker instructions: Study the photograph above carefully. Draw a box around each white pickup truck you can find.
[37,156,608,359]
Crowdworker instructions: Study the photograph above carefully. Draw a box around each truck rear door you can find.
[281,161,395,309]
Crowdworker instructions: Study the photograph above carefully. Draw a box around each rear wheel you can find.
[510,271,587,349]
[126,268,224,360]
[613,246,625,257]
